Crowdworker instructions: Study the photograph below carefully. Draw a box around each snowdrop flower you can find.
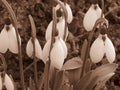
[83,4,102,31]
[26,38,42,59]
[55,2,73,23]
[0,24,21,54]
[50,37,67,69]
[45,18,68,41]
[0,73,14,90]
[42,36,67,68]
[90,34,116,63]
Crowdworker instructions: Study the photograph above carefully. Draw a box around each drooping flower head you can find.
[45,0,73,41]
[0,18,21,54]
[90,24,116,63]
[83,3,102,31]
[26,38,42,59]
[55,1,73,24]
[26,15,42,60]
[50,36,67,69]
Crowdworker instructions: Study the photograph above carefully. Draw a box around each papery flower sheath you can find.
[0,73,14,90]
[50,37,67,69]
[83,4,102,31]
[45,18,68,41]
[55,2,73,23]
[0,24,21,54]
[26,38,42,59]
[90,34,116,63]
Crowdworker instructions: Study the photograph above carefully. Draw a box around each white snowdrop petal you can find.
[90,35,105,63]
[26,38,42,59]
[105,37,116,63]
[0,75,2,90]
[0,28,9,53]
[45,19,67,41]
[26,38,33,58]
[65,3,73,23]
[5,74,14,90]
[45,21,53,41]
[35,38,42,59]
[55,4,61,10]
[50,38,65,70]
[95,4,102,17]
[8,25,21,54]
[60,38,67,58]
[42,39,51,63]
[83,4,102,31]
[57,18,66,39]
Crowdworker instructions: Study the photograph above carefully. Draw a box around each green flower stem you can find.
[44,7,57,90]
[101,0,104,17]
[0,53,7,72]
[28,15,38,90]
[23,59,39,72]
[55,0,68,41]
[80,17,107,78]
[0,0,25,89]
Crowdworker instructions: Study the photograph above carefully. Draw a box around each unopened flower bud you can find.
[50,37,66,69]
[0,24,21,54]
[83,4,102,31]
[26,38,42,59]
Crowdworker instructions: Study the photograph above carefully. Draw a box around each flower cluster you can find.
[83,2,116,63]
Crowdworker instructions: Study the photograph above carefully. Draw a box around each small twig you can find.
[28,15,38,90]
[0,0,25,89]
[24,59,39,73]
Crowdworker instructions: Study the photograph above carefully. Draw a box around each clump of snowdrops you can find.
[0,0,119,90]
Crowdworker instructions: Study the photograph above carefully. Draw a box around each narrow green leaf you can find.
[81,39,88,61]
[85,63,118,90]
[74,71,92,90]
[53,71,65,90]
[74,63,118,90]
[66,67,82,86]
[44,61,50,90]
[62,57,82,70]
[94,73,115,90]
[85,58,91,73]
